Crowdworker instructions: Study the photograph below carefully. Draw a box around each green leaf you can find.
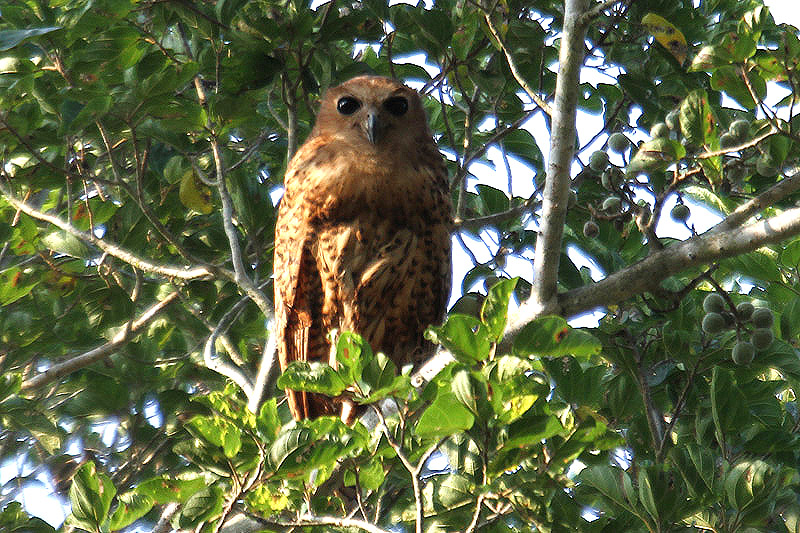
[343,459,386,491]
[423,473,475,512]
[638,468,659,521]
[269,426,313,472]
[711,65,766,110]
[513,316,601,359]
[504,412,563,448]
[680,90,716,146]
[628,138,686,174]
[426,314,491,363]
[711,366,750,439]
[336,331,371,384]
[689,45,733,71]
[108,492,154,531]
[481,277,518,340]
[68,461,116,529]
[136,476,207,504]
[40,231,89,258]
[256,398,281,442]
[178,486,224,529]
[780,296,800,340]
[276,361,346,396]
[0,27,61,51]
[579,465,634,512]
[415,392,475,437]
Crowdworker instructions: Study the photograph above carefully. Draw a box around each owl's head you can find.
[312,76,431,149]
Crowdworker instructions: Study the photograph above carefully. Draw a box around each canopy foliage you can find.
[2,0,800,531]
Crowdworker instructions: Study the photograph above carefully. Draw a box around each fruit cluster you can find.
[701,293,774,365]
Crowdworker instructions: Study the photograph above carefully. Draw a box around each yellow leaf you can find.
[642,13,688,65]
[179,170,213,214]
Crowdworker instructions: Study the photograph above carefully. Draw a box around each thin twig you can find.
[0,182,213,280]
[21,292,179,390]
[482,13,552,117]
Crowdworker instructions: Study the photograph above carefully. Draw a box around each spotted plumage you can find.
[273,75,452,421]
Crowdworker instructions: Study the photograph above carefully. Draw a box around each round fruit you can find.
[732,341,755,365]
[736,302,754,319]
[729,119,750,140]
[726,165,748,182]
[670,203,690,222]
[703,293,726,314]
[601,167,624,190]
[650,122,670,138]
[751,328,774,351]
[583,220,599,238]
[702,312,726,334]
[665,109,680,130]
[602,196,622,213]
[567,189,578,208]
[719,132,737,149]
[589,150,610,172]
[751,307,774,328]
[608,132,630,153]
[756,156,779,177]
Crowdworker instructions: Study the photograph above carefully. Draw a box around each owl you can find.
[273,75,452,421]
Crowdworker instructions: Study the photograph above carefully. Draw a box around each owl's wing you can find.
[273,143,339,420]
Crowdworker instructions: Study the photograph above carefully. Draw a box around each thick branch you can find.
[529,0,590,312]
[712,167,800,233]
[22,293,178,390]
[525,206,800,327]
[0,184,213,280]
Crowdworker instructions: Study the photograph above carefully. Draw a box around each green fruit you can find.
[665,109,680,130]
[756,156,779,177]
[589,150,610,172]
[650,122,669,138]
[719,132,737,149]
[670,203,690,222]
[601,167,624,190]
[703,293,726,314]
[736,302,754,319]
[732,341,755,365]
[608,132,630,153]
[751,307,774,328]
[729,119,750,140]
[583,220,599,238]
[702,312,726,334]
[751,328,774,351]
[601,196,622,213]
[726,164,748,182]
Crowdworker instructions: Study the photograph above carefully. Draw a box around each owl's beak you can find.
[364,110,382,145]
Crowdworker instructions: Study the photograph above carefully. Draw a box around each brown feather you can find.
[273,76,452,421]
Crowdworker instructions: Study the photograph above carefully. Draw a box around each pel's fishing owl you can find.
[273,75,452,421]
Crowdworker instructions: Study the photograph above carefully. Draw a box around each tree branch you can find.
[529,0,590,313]
[712,166,800,233]
[21,292,179,391]
[482,13,552,117]
[178,24,273,320]
[0,182,214,280]
[537,206,800,324]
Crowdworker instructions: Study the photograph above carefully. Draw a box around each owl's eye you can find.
[337,96,361,115]
[383,96,408,116]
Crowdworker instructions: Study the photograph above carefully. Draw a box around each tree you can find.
[1,0,800,531]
